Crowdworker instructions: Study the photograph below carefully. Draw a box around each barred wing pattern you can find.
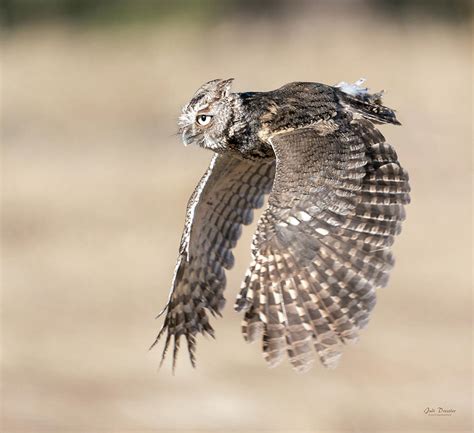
[153,153,275,368]
[235,119,410,372]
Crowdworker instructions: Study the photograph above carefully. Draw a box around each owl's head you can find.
[178,79,235,151]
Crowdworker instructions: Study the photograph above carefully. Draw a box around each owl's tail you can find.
[335,79,400,125]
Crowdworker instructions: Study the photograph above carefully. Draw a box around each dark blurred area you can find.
[0,0,472,28]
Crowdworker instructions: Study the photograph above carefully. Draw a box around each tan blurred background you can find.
[1,1,472,432]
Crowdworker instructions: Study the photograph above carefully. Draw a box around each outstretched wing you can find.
[153,152,275,369]
[235,118,410,372]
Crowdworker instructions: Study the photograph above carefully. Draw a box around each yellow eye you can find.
[196,114,213,126]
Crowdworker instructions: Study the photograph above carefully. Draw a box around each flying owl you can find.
[152,78,410,372]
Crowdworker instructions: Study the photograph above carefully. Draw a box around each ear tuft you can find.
[215,78,234,97]
[197,78,234,100]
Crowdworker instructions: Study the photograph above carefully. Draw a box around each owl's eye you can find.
[196,114,213,126]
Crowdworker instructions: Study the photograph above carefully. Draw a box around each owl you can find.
[152,78,410,372]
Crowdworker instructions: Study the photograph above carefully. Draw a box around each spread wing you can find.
[153,152,275,369]
[235,118,410,372]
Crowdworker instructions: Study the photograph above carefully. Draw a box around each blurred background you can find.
[1,1,472,432]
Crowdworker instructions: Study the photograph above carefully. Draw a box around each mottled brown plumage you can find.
[151,78,410,372]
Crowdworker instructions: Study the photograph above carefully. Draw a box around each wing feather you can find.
[235,118,409,371]
[153,153,275,369]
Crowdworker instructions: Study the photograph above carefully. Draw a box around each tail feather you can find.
[335,78,400,125]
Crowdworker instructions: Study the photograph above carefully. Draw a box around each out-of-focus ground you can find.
[1,7,472,433]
